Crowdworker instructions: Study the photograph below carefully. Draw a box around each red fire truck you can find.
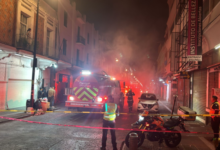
[65,70,124,111]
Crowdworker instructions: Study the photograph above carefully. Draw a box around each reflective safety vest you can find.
[210,101,220,119]
[103,103,117,121]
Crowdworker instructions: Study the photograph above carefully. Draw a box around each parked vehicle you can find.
[137,93,159,112]
[125,112,189,148]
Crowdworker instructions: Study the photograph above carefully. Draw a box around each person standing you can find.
[48,87,55,110]
[100,95,119,150]
[26,28,31,49]
[126,89,135,112]
[38,88,43,99]
[210,96,220,149]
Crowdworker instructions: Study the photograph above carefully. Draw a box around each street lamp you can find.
[116,58,119,62]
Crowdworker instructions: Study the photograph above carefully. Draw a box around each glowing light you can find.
[159,78,163,82]
[139,115,144,121]
[116,58,119,62]
[215,44,220,50]
[104,96,108,100]
[111,77,116,80]
[82,70,91,75]
[69,96,74,101]
[97,97,102,102]
[54,64,57,68]
[125,69,127,71]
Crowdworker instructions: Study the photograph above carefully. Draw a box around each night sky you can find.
[73,0,168,83]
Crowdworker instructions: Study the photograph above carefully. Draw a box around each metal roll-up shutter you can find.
[208,72,219,108]
[184,79,190,107]
[193,70,207,116]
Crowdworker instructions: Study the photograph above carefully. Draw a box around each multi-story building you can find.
[0,0,59,109]
[157,0,220,123]
[0,0,103,109]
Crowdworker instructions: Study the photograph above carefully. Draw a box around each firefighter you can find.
[126,89,135,112]
[100,95,119,150]
[210,95,220,149]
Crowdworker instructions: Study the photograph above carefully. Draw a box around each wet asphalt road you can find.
[0,99,215,150]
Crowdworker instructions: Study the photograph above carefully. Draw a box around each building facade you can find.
[0,0,104,109]
[157,0,220,123]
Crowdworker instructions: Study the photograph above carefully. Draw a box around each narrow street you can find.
[0,100,215,150]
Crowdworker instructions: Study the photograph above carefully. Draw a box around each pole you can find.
[30,0,40,105]
[171,95,177,119]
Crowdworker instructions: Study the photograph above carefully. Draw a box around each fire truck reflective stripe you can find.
[75,87,84,95]
[86,88,97,96]
[73,87,77,91]
[82,97,88,101]
[93,88,98,92]
[78,91,93,99]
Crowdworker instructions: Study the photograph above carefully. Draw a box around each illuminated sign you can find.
[188,0,203,55]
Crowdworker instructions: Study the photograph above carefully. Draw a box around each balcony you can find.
[76,60,84,68]
[16,34,38,52]
[76,36,85,45]
[16,34,58,60]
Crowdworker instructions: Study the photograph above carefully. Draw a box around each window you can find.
[140,93,156,100]
[77,27,80,42]
[87,54,89,64]
[46,30,50,55]
[203,0,209,19]
[87,33,89,44]
[55,27,57,49]
[20,14,27,36]
[76,49,79,65]
[94,39,96,47]
[64,11,68,27]
[63,39,67,55]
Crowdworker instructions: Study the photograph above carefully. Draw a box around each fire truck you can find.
[65,70,124,111]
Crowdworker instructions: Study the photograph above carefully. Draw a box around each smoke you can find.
[73,0,168,88]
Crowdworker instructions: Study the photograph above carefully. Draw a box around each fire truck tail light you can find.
[97,97,102,102]
[69,96,74,101]
[145,123,150,127]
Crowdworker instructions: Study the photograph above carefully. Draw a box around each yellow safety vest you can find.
[210,102,220,119]
[103,103,117,121]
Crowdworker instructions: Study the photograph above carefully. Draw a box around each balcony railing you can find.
[76,36,85,45]
[16,34,38,52]
[16,34,58,60]
[76,60,84,68]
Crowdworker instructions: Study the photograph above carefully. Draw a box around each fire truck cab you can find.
[65,70,124,111]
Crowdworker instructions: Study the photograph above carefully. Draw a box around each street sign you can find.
[187,55,202,61]
[180,71,190,79]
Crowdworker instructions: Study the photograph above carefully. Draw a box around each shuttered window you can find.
[193,70,207,116]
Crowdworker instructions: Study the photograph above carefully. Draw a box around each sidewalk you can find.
[0,107,32,123]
